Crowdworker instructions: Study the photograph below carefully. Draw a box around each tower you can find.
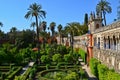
[88,12,102,34]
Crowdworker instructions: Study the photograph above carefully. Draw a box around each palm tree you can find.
[50,22,56,37]
[10,27,17,44]
[57,24,62,44]
[41,21,47,32]
[25,3,46,63]
[41,21,47,50]
[96,0,112,26]
[0,22,3,27]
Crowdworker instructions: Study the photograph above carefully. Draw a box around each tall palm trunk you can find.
[35,16,40,63]
[103,11,106,26]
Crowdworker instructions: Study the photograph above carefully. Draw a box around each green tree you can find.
[25,3,46,63]
[96,0,112,26]
[57,24,62,44]
[9,27,17,44]
[41,21,47,50]
[84,13,88,25]
[50,22,56,37]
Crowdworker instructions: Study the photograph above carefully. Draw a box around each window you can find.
[96,24,99,29]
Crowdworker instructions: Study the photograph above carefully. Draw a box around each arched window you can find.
[108,36,110,49]
[113,36,116,50]
[96,24,99,29]
[104,37,106,49]
[98,37,100,49]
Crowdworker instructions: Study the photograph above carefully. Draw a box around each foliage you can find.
[53,72,66,80]
[89,58,100,77]
[79,48,86,63]
[6,66,22,80]
[56,63,61,69]
[46,64,50,70]
[84,13,88,25]
[65,71,79,80]
[64,54,72,63]
[52,54,62,63]
[41,55,50,64]
[97,64,108,80]
[96,0,112,26]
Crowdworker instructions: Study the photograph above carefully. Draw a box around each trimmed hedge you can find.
[5,66,22,80]
[36,69,65,80]
[97,64,120,80]
[89,58,100,77]
[89,58,120,80]
[21,67,32,80]
[79,48,86,63]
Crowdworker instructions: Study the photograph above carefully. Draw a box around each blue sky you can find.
[0,0,119,33]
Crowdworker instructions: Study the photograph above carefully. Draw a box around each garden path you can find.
[19,61,35,75]
[79,58,98,80]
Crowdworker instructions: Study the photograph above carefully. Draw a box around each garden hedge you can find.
[79,48,86,63]
[89,58,100,77]
[89,58,120,80]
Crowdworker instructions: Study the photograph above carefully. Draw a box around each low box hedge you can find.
[5,66,22,80]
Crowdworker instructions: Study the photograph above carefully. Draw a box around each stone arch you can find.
[98,37,100,49]
[104,37,106,49]
[113,35,116,50]
[94,37,97,47]
[108,36,110,49]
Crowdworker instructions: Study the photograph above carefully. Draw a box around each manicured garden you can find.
[0,36,88,80]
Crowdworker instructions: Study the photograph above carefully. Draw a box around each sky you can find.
[0,0,119,33]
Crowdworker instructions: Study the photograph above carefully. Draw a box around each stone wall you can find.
[93,47,120,73]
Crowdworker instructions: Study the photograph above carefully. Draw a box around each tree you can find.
[25,3,46,63]
[50,22,56,37]
[9,27,17,44]
[96,0,112,26]
[57,24,62,44]
[41,21,47,32]
[0,22,3,28]
[84,13,88,25]
[41,21,47,50]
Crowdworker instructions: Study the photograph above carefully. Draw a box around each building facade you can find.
[57,12,120,73]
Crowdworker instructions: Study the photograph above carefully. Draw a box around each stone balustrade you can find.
[93,47,120,73]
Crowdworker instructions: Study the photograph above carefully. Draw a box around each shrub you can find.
[41,55,50,64]
[56,63,61,69]
[64,54,72,63]
[46,64,50,70]
[97,64,108,80]
[89,58,100,77]
[52,54,62,63]
[65,71,79,80]
[79,48,86,63]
